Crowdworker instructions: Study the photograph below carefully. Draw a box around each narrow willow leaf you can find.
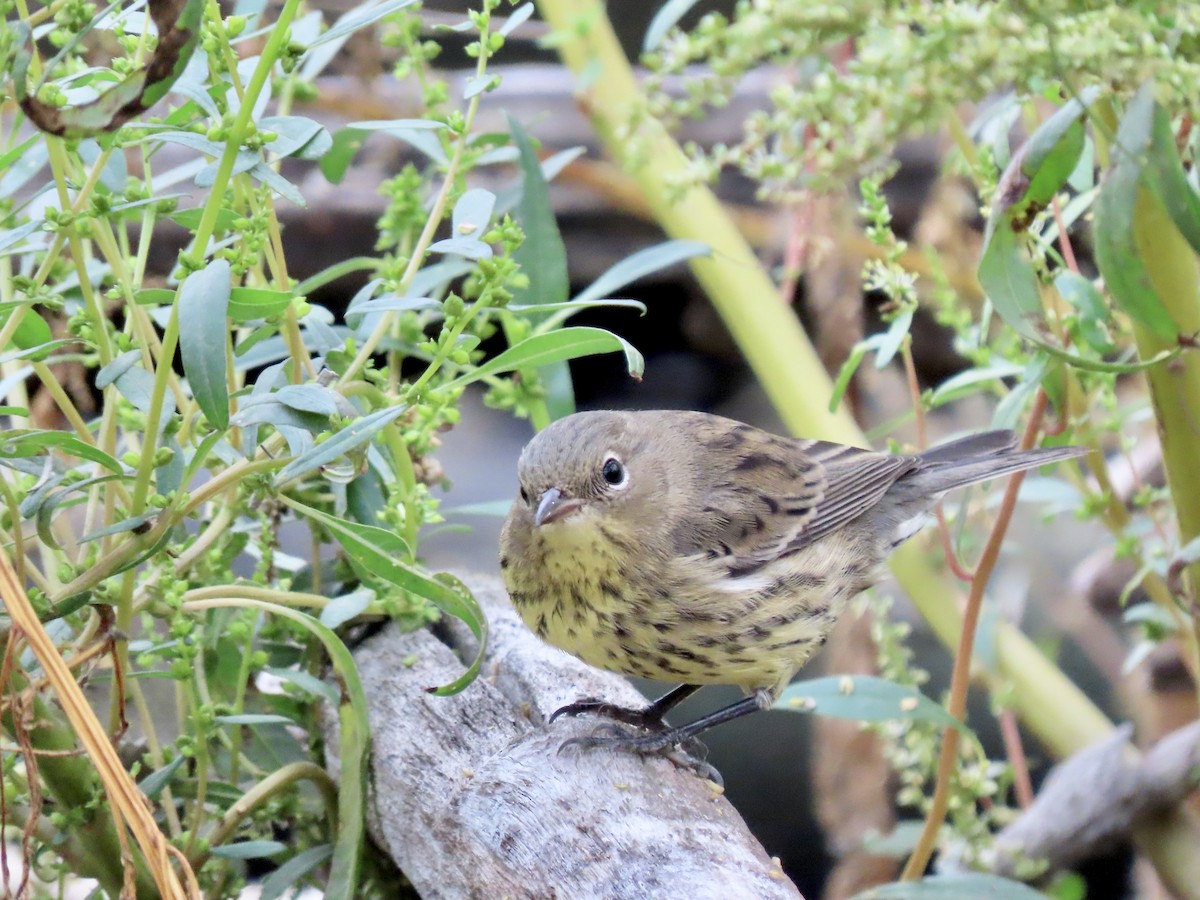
[179,258,232,429]
[260,845,335,900]
[775,675,966,732]
[508,113,574,418]
[214,714,294,725]
[569,239,710,310]
[210,840,287,860]
[275,404,407,485]
[0,430,125,475]
[643,0,702,51]
[138,755,185,800]
[443,327,644,390]
[292,501,487,696]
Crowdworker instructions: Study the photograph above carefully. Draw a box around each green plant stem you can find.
[181,585,367,613]
[536,0,1113,758]
[192,761,339,870]
[338,33,495,385]
[1129,185,1200,674]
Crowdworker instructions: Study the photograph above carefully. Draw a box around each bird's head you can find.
[511,411,656,531]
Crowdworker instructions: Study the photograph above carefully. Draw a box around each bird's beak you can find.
[534,487,581,526]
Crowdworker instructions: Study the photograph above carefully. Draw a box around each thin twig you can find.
[901,388,1051,879]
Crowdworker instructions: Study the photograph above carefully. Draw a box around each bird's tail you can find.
[911,430,1088,495]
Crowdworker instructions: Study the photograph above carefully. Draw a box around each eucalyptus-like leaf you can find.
[179,258,232,430]
[259,115,332,160]
[776,675,965,732]
[451,188,496,239]
[319,589,374,629]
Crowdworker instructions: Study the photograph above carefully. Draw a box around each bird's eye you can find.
[519,486,530,505]
[601,456,627,488]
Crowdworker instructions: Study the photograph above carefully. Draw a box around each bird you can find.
[498,409,1085,776]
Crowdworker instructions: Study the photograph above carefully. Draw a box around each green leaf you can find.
[775,675,965,732]
[259,115,331,160]
[260,845,334,900]
[227,287,295,322]
[444,327,644,391]
[306,0,417,49]
[450,188,496,239]
[428,236,492,259]
[510,115,569,310]
[275,404,407,486]
[499,3,534,37]
[319,127,368,185]
[214,714,294,725]
[78,512,155,543]
[138,755,185,800]
[1093,84,1178,340]
[0,430,125,475]
[210,840,287,860]
[319,589,374,629]
[0,308,53,351]
[1144,101,1200,256]
[643,0,702,51]
[993,88,1096,223]
[263,667,341,705]
[829,334,886,412]
[179,258,232,430]
[977,223,1043,341]
[291,501,487,695]
[189,598,367,897]
[928,360,1024,407]
[873,307,914,370]
[508,113,575,419]
[855,873,1047,899]
[569,239,710,310]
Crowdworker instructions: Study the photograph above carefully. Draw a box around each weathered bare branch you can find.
[322,574,803,899]
[984,721,1200,884]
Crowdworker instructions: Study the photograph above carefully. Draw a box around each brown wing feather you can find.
[675,426,919,574]
[788,441,920,548]
[671,423,825,568]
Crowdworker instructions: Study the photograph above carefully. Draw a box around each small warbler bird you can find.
[499,410,1083,773]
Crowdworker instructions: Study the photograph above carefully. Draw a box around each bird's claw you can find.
[557,722,722,785]
[549,697,668,730]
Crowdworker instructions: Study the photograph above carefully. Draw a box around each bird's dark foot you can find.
[558,722,723,785]
[549,697,669,731]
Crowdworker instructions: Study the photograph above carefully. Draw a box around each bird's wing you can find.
[786,441,919,547]
[674,427,917,575]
